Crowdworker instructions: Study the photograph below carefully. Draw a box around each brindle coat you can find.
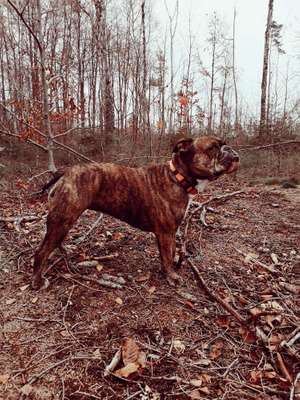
[32,136,239,289]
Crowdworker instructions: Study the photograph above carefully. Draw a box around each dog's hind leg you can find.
[156,232,181,286]
[32,207,82,289]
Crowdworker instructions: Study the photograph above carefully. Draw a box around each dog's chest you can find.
[184,179,208,218]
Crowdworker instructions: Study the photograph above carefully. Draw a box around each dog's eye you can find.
[206,144,219,156]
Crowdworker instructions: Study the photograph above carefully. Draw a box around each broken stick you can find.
[188,258,247,325]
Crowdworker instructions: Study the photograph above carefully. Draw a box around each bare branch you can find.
[238,140,300,151]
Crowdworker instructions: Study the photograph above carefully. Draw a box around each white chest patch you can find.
[196,179,208,191]
[184,179,208,218]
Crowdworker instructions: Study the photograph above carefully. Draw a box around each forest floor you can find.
[0,176,299,400]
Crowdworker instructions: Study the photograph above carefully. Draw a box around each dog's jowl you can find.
[32,136,239,289]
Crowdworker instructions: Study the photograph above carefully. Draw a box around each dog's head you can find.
[173,135,239,181]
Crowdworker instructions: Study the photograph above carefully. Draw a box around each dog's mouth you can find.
[212,145,239,178]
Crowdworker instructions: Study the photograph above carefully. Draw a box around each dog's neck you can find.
[169,158,205,196]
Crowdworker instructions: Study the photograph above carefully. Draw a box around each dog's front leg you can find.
[156,232,181,286]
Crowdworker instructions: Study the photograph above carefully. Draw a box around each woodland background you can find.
[0,2,300,399]
[0,0,299,181]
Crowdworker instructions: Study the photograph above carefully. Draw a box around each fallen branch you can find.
[276,352,292,383]
[177,190,244,268]
[235,247,277,274]
[187,259,247,325]
[281,327,300,362]
[0,215,41,223]
[76,213,103,244]
[290,372,300,400]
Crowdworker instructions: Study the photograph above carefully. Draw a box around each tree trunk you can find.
[232,7,239,132]
[259,0,274,137]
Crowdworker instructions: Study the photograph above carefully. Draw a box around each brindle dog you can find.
[32,136,239,289]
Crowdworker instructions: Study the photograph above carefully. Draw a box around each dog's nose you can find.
[221,145,239,162]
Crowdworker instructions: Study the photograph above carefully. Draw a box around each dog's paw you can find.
[166,271,182,287]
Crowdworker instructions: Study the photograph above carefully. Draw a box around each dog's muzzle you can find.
[219,145,240,173]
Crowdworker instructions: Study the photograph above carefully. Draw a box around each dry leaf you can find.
[112,232,123,241]
[31,297,38,304]
[6,298,16,305]
[269,300,283,311]
[264,370,277,380]
[0,374,9,384]
[244,252,259,264]
[137,351,147,368]
[209,340,224,360]
[20,284,29,291]
[148,286,156,294]
[199,386,210,395]
[249,307,262,317]
[215,315,230,328]
[239,327,257,344]
[189,389,201,399]
[135,272,151,282]
[173,339,185,353]
[270,253,279,264]
[114,338,146,378]
[122,338,140,365]
[115,297,123,305]
[190,378,203,387]
[96,263,103,272]
[250,370,262,384]
[200,374,212,384]
[237,294,248,305]
[93,348,101,358]
[114,362,139,378]
[20,384,33,395]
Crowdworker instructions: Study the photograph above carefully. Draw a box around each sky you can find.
[154,0,300,115]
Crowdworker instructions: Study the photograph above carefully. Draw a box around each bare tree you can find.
[7,0,56,171]
[164,0,178,134]
[259,0,274,137]
[232,7,239,132]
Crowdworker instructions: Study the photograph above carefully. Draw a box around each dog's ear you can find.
[173,138,194,154]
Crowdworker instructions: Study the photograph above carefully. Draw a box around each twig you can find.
[222,358,239,378]
[235,247,277,274]
[70,392,102,399]
[226,378,288,396]
[76,214,103,244]
[28,170,51,182]
[27,356,100,384]
[62,285,77,341]
[187,259,247,325]
[290,372,300,400]
[177,190,244,268]
[238,140,300,151]
[276,352,292,383]
[0,105,95,163]
[65,273,125,289]
[104,348,122,377]
[0,215,41,223]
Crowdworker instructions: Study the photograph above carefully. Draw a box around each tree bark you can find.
[259,0,274,137]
